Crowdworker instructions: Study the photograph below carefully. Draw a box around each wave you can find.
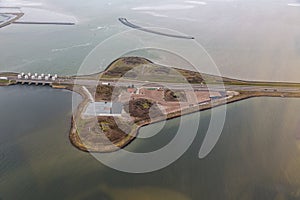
[141,11,169,18]
[52,43,92,52]
[132,4,195,11]
[185,1,207,5]
[288,3,300,7]
[90,26,105,31]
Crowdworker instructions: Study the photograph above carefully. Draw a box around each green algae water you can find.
[1,0,300,199]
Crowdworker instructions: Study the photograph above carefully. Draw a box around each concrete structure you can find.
[84,102,123,116]
[8,71,61,86]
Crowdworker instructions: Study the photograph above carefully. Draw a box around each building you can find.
[0,77,8,80]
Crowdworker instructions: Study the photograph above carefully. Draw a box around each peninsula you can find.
[1,56,300,152]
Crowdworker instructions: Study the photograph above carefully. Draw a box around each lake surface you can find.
[1,0,300,199]
[1,87,300,199]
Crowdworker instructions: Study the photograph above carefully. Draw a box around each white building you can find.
[38,76,42,80]
[28,73,31,77]
[52,77,56,81]
[34,73,38,77]
[31,75,35,80]
[41,73,45,78]
[21,72,25,76]
[45,76,49,81]
[17,74,22,79]
[24,75,29,79]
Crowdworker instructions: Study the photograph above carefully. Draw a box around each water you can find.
[1,0,300,199]
[1,87,300,199]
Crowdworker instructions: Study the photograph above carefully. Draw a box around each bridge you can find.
[16,80,54,86]
[5,72,66,86]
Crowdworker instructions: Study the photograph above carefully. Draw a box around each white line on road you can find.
[82,86,94,102]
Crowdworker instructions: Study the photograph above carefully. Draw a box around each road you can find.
[7,75,300,95]
[73,79,300,93]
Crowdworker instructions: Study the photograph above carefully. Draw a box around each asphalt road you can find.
[7,75,300,94]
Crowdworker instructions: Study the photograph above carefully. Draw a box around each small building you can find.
[0,77,8,80]
[209,92,223,100]
[41,73,45,78]
[52,77,56,81]
[127,88,136,94]
[24,75,29,80]
[37,76,42,80]
[21,72,25,76]
[45,76,49,81]
[17,74,22,79]
[28,73,31,77]
[31,75,35,80]
[34,73,38,77]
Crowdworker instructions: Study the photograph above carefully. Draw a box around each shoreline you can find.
[1,57,300,152]
[68,89,300,153]
[2,79,300,153]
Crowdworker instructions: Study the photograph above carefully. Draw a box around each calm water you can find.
[1,0,300,199]
[1,87,300,199]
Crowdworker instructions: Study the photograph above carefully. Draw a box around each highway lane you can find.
[7,75,300,94]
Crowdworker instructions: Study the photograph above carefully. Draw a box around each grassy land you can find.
[68,56,300,152]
